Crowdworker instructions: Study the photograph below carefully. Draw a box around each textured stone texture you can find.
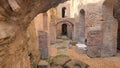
[102,0,118,57]
[50,18,75,42]
[114,0,120,49]
[87,27,102,57]
[48,0,119,58]
[84,2,103,58]
[0,1,120,68]
[50,55,89,68]
[87,28,102,46]
[38,31,48,59]
[56,21,73,39]
[0,0,66,68]
[83,0,118,57]
[78,9,85,44]
[27,22,40,68]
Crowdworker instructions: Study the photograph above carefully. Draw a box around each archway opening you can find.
[62,24,67,36]
[62,7,66,18]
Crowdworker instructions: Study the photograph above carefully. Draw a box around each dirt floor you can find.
[68,47,120,68]
[49,39,120,68]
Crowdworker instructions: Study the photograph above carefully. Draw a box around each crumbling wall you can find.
[0,0,66,68]
[66,0,118,57]
[27,22,40,68]
[114,0,120,49]
[85,2,104,57]
[86,0,118,57]
[50,18,75,43]
[102,0,118,57]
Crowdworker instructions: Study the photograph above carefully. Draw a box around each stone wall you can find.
[85,2,104,57]
[50,22,57,43]
[0,22,31,68]
[50,18,75,43]
[57,1,71,18]
[85,0,118,57]
[56,21,73,39]
[70,0,118,57]
[102,0,118,57]
[114,0,120,49]
[27,22,40,68]
[0,0,65,68]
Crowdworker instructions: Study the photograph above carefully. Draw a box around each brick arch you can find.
[55,18,75,26]
[55,18,75,39]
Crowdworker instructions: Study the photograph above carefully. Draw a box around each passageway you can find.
[62,24,68,36]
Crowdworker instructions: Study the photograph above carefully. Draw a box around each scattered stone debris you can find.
[37,60,49,68]
[49,55,89,68]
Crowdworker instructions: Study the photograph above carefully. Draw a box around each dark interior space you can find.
[62,7,66,18]
[62,24,67,36]
[117,22,120,50]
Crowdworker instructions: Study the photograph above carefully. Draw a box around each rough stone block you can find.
[38,31,48,59]
[87,46,101,58]
[87,27,102,57]
[37,60,49,68]
[87,28,102,46]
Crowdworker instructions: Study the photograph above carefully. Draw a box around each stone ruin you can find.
[38,31,48,59]
[1,0,120,68]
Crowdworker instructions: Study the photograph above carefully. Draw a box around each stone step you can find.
[37,60,49,68]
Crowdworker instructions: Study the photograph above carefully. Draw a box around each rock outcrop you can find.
[0,0,66,68]
[49,55,89,68]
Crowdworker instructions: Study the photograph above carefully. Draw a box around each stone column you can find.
[50,23,56,43]
[85,3,103,57]
[38,31,48,59]
[79,10,85,44]
[87,27,103,57]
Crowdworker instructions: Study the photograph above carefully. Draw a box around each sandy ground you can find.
[68,47,120,68]
[49,40,120,68]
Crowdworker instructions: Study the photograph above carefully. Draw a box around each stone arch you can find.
[55,19,74,39]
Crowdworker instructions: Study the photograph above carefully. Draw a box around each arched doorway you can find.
[55,20,74,40]
[62,24,67,36]
[62,7,66,18]
[50,18,75,43]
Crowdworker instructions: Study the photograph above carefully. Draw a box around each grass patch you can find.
[57,46,67,49]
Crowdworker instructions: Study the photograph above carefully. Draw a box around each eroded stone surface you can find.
[38,31,48,59]
[0,23,15,45]
[50,55,89,68]
[0,0,65,68]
